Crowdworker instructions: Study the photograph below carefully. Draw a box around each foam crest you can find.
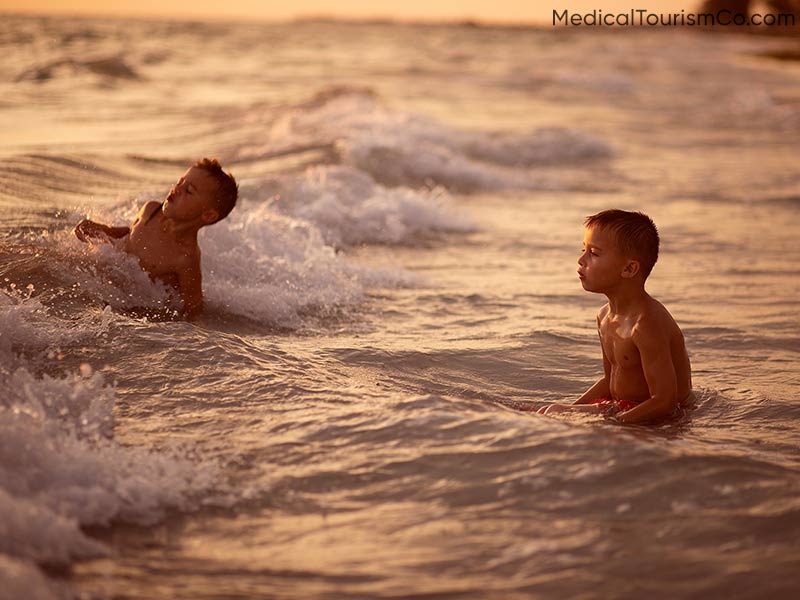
[200,205,366,326]
[268,90,612,191]
[68,235,180,312]
[0,289,49,365]
[268,165,476,246]
[24,229,182,317]
[0,288,116,368]
[0,364,222,580]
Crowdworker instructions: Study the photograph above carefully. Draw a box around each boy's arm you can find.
[573,376,611,405]
[574,313,612,404]
[74,219,130,241]
[73,201,160,242]
[617,318,678,424]
[176,260,203,320]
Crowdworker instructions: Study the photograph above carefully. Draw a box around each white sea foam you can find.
[64,233,181,313]
[264,165,476,247]
[0,365,222,585]
[0,287,116,368]
[14,221,181,318]
[198,164,460,326]
[0,289,50,366]
[201,203,395,326]
[0,297,223,587]
[2,203,414,330]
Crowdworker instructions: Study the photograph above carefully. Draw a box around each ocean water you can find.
[1,14,799,599]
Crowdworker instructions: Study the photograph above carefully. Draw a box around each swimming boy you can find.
[538,209,692,424]
[73,158,237,319]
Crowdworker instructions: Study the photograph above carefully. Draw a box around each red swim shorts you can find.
[592,398,639,417]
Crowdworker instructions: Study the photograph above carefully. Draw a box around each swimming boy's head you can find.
[578,209,659,293]
[163,158,238,226]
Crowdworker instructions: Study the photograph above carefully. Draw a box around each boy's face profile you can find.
[162,166,219,224]
[578,226,636,293]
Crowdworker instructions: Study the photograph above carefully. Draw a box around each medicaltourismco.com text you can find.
[553,9,797,28]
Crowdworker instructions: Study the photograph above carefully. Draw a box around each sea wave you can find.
[255,164,476,247]
[0,293,224,592]
[231,88,613,192]
[15,55,141,83]
[2,174,448,328]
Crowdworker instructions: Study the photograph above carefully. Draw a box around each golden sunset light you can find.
[4,0,692,23]
[1,0,798,598]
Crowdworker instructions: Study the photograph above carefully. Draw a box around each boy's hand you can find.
[73,219,102,241]
[73,219,130,242]
[537,404,570,415]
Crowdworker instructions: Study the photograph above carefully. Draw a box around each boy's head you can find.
[192,158,238,223]
[165,158,238,225]
[579,209,659,290]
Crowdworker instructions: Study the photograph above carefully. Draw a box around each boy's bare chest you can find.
[127,222,191,275]
[600,319,642,369]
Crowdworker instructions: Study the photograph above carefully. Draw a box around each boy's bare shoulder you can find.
[633,296,682,341]
[596,302,610,323]
[135,200,162,222]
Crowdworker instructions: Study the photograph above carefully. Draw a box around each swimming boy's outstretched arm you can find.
[616,315,679,424]
[73,201,160,242]
[73,219,130,241]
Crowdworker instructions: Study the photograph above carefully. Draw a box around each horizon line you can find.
[0,8,552,28]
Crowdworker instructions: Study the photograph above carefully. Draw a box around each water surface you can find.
[1,15,799,599]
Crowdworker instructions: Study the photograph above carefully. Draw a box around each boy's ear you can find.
[201,208,219,224]
[621,260,640,279]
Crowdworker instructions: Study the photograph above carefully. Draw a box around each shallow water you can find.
[1,14,799,599]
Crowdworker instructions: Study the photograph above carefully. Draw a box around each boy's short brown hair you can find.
[194,157,237,222]
[585,209,659,279]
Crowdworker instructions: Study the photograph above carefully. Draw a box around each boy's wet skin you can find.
[539,210,692,424]
[73,158,237,319]
[123,167,220,306]
[581,226,692,406]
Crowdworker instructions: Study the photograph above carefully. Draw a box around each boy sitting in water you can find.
[538,209,692,424]
[73,158,237,319]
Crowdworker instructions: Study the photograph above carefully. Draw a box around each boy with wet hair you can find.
[538,209,692,424]
[74,158,238,319]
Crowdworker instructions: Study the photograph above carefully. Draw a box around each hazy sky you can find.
[3,1,694,25]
